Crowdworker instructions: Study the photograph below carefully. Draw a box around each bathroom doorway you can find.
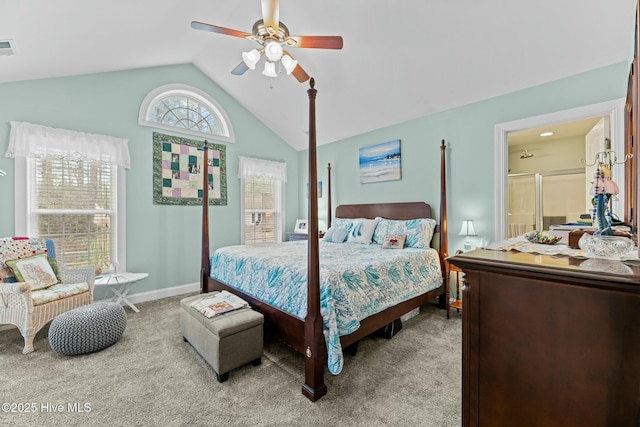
[494,98,626,241]
[506,116,607,237]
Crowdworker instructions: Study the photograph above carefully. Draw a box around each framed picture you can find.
[359,139,402,184]
[152,132,227,205]
[294,219,308,234]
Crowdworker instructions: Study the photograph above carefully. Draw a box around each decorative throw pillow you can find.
[382,234,407,249]
[331,217,367,233]
[322,226,335,241]
[322,226,349,243]
[373,217,436,248]
[0,237,51,282]
[6,253,59,290]
[346,218,380,244]
[330,227,349,243]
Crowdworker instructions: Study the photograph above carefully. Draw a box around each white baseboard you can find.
[95,282,201,306]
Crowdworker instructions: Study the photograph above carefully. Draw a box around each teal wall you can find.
[299,62,630,252]
[0,64,298,296]
[0,61,630,297]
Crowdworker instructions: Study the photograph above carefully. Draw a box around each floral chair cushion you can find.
[31,282,90,306]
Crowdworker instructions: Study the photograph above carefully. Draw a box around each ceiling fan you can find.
[191,0,343,83]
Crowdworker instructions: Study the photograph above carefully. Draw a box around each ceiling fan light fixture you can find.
[264,40,283,62]
[281,53,298,75]
[242,49,261,69]
[262,61,278,78]
[191,5,343,83]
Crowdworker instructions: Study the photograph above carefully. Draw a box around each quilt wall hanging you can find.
[153,132,227,206]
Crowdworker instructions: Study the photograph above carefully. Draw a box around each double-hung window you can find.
[28,158,116,269]
[8,122,130,271]
[238,157,286,244]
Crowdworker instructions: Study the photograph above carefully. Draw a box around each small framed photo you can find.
[294,219,308,234]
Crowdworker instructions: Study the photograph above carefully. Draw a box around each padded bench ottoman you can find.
[180,293,264,382]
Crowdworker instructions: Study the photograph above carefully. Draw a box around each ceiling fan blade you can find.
[291,63,310,83]
[231,61,250,76]
[261,0,280,34]
[191,21,253,40]
[287,35,343,49]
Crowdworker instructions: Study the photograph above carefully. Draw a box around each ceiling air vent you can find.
[0,40,14,56]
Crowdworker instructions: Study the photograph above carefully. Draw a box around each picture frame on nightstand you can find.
[294,219,308,234]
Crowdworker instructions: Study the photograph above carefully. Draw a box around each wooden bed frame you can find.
[200,79,449,401]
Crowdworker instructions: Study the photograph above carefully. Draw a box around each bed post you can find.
[439,139,450,318]
[302,78,327,402]
[327,163,332,229]
[201,140,210,293]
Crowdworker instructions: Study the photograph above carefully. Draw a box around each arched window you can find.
[138,84,235,143]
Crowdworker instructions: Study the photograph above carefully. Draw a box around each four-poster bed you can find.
[200,79,450,401]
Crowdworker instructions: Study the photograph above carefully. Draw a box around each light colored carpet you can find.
[0,294,462,426]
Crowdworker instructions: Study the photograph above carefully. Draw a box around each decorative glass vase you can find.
[578,233,633,259]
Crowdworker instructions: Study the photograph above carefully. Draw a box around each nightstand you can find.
[286,232,325,241]
[287,232,309,241]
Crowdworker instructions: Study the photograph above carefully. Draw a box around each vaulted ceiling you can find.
[1,0,636,150]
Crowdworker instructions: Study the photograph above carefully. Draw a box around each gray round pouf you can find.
[49,302,127,356]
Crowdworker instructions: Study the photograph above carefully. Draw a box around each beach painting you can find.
[359,139,402,183]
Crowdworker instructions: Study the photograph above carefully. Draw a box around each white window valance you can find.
[238,156,287,182]
[5,121,131,169]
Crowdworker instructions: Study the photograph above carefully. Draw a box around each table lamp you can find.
[459,220,476,251]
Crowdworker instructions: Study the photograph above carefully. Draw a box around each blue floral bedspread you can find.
[209,241,443,374]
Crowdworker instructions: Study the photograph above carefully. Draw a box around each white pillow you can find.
[346,219,380,244]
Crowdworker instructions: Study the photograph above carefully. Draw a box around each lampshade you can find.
[459,220,476,237]
[242,49,261,69]
[262,61,278,78]
[280,53,298,75]
[264,41,283,62]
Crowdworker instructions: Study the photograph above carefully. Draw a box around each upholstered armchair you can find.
[0,237,95,353]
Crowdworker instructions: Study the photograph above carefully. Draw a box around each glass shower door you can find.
[508,173,542,238]
[508,172,587,238]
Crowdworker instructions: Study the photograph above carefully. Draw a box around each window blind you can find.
[31,158,116,270]
[243,177,278,244]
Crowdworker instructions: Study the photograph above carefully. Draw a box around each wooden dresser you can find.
[449,249,640,427]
